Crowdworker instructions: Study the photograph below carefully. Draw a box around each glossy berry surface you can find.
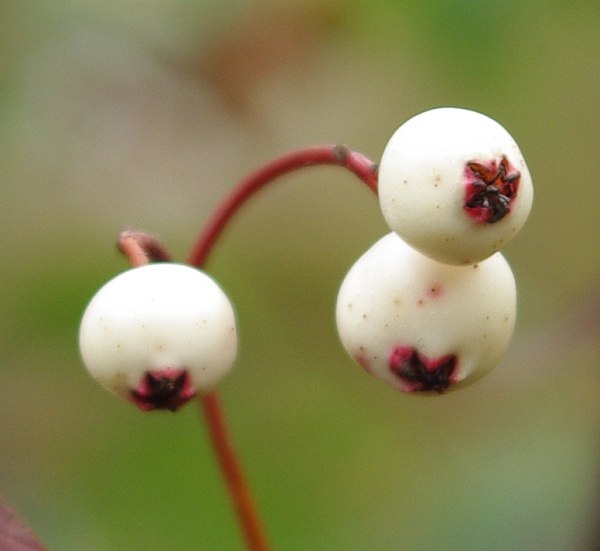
[336,232,517,393]
[378,107,533,265]
[79,263,238,410]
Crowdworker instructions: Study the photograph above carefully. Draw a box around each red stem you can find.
[116,146,378,551]
[200,393,271,551]
[187,145,378,267]
[187,144,378,551]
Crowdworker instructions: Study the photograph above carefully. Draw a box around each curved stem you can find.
[187,145,378,267]
[116,146,378,551]
[184,145,378,551]
[188,145,377,551]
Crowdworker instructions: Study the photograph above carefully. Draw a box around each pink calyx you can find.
[463,156,520,224]
[130,368,197,411]
[389,346,458,393]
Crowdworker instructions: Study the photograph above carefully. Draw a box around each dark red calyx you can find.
[389,347,457,393]
[130,368,196,412]
[464,156,520,223]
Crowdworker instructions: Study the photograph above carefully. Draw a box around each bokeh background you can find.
[1,1,599,549]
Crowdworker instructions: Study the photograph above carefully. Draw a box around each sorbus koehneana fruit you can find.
[378,107,533,265]
[336,232,516,393]
[78,263,237,411]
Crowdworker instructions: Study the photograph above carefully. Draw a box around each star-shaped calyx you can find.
[464,156,520,223]
[389,346,458,393]
[130,368,196,411]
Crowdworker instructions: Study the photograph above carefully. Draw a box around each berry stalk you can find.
[200,392,271,551]
[118,145,378,551]
[187,145,378,267]
[185,145,378,550]
[118,228,173,263]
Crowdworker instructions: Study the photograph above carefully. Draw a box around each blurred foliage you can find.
[0,1,599,550]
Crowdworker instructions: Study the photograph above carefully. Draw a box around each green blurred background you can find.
[1,1,599,549]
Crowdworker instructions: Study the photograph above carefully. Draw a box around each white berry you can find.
[378,107,533,265]
[336,232,516,393]
[79,263,238,410]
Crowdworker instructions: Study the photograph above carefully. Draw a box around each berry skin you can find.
[79,263,238,411]
[336,232,516,393]
[378,107,533,265]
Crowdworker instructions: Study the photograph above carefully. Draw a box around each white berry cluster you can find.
[78,107,533,408]
[336,107,533,393]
